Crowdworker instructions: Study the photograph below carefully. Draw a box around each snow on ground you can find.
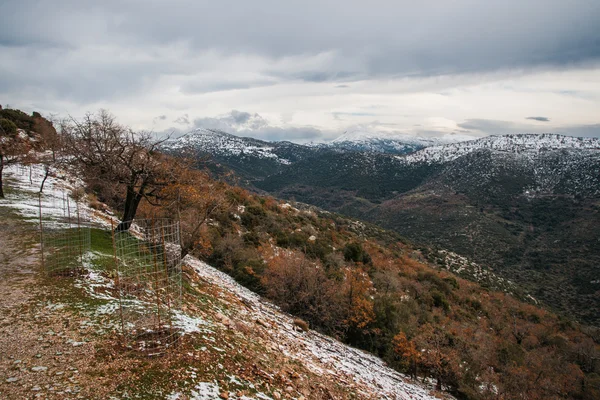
[184,256,443,400]
[402,133,600,164]
[0,163,115,228]
[168,381,268,400]
[163,129,291,164]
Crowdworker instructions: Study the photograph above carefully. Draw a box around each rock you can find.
[255,318,269,328]
[6,377,19,383]
[31,366,48,372]
[286,385,294,393]
[219,391,229,399]
[31,386,42,391]
[215,312,226,321]
[273,391,282,399]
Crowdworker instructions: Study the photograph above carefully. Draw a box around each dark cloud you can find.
[1,1,599,143]
[458,119,600,138]
[152,114,167,124]
[188,110,325,142]
[555,124,600,138]
[192,110,267,132]
[1,0,599,106]
[526,116,550,122]
[231,110,252,124]
[174,114,190,125]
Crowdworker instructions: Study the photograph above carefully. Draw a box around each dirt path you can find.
[0,215,38,310]
[0,210,103,399]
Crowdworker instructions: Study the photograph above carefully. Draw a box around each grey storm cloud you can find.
[192,110,268,131]
[1,0,600,105]
[526,116,551,122]
[458,119,600,138]
[174,114,190,125]
[230,110,252,124]
[182,110,325,142]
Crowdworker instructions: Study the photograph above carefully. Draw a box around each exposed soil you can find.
[0,210,102,399]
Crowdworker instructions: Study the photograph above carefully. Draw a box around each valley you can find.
[164,132,600,327]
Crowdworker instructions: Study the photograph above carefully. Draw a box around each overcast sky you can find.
[1,0,600,143]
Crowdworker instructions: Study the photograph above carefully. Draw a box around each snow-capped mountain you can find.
[325,131,435,154]
[402,133,600,164]
[163,128,294,164]
[161,128,318,181]
[321,130,479,154]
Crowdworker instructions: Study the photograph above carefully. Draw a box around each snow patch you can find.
[184,256,442,400]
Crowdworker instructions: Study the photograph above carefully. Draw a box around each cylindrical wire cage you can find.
[38,185,91,277]
[112,218,183,353]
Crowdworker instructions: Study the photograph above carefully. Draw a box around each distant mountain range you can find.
[316,130,439,154]
[163,130,600,326]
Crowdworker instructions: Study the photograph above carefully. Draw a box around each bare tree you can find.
[63,110,175,231]
[0,118,31,198]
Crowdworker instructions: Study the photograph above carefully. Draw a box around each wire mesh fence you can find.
[12,164,36,185]
[39,187,91,277]
[112,218,183,353]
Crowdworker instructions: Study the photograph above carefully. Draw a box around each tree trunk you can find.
[116,185,144,232]
[0,154,4,199]
[412,359,418,380]
[39,166,49,193]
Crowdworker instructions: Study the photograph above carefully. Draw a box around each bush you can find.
[431,290,450,311]
[0,109,34,131]
[0,118,17,136]
[293,318,309,332]
[343,242,371,264]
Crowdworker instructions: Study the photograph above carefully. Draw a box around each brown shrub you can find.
[293,318,309,332]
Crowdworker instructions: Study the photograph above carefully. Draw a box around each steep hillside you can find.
[0,163,445,400]
[370,148,600,326]
[257,151,437,203]
[5,152,600,399]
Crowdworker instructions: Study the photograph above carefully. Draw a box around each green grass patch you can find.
[90,228,114,255]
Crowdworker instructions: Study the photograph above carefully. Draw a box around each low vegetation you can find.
[5,106,600,399]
